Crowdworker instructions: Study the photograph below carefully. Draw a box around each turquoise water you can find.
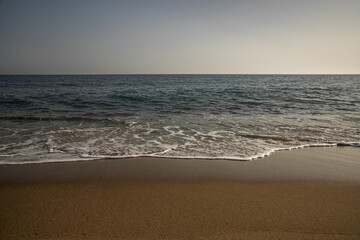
[0,74,359,164]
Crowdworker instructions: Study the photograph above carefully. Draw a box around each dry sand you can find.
[1,146,360,239]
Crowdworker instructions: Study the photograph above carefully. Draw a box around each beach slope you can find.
[1,147,360,240]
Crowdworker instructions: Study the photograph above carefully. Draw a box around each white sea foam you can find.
[1,141,357,165]
[1,74,359,165]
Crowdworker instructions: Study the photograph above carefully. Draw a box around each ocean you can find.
[0,74,359,164]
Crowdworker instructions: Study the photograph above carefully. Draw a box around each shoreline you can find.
[1,146,360,183]
[1,142,359,166]
[1,146,360,239]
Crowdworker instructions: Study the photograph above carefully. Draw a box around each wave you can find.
[1,142,358,165]
[0,98,32,106]
[75,142,360,161]
[0,116,131,124]
[108,94,147,102]
[235,133,291,142]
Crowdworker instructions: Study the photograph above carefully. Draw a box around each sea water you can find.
[0,74,359,164]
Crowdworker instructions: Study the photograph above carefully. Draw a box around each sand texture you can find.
[1,181,360,240]
[1,147,360,239]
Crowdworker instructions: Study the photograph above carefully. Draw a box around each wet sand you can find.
[1,146,360,239]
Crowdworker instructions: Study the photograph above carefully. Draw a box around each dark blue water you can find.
[0,75,359,164]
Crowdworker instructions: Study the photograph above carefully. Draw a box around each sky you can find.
[0,0,359,74]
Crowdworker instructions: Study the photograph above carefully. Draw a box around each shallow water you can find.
[0,74,359,164]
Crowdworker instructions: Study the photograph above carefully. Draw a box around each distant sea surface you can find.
[0,75,359,164]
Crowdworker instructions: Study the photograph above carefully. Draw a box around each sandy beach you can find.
[1,146,360,239]
[2,0,359,239]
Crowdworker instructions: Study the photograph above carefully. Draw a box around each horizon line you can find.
[1,73,359,76]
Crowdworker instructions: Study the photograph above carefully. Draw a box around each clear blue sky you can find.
[0,0,359,74]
